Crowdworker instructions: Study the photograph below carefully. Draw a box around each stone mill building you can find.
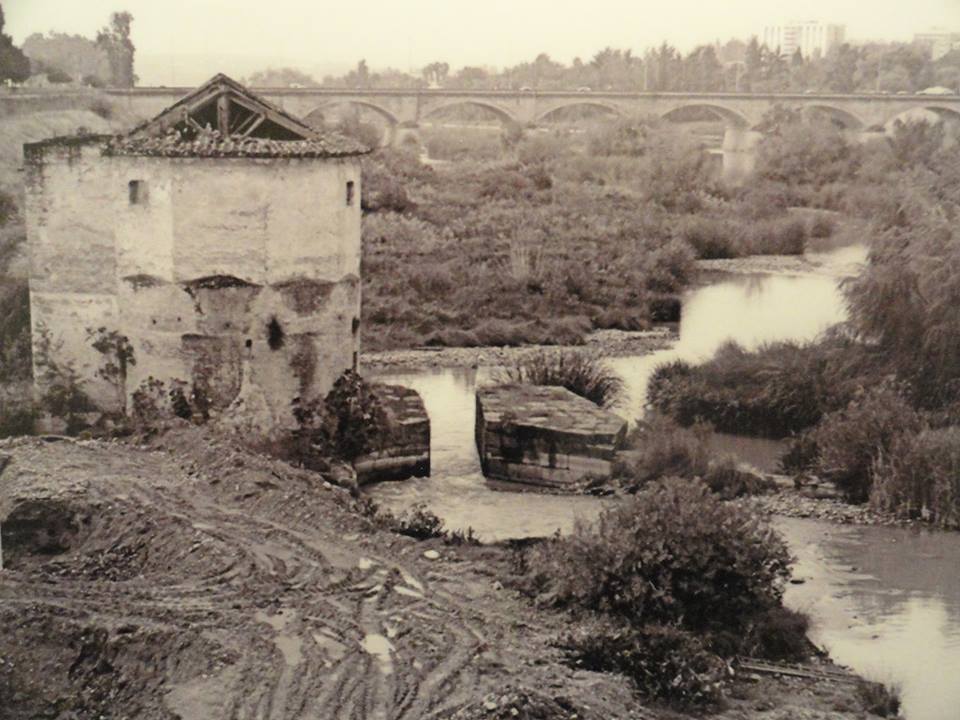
[23,74,369,428]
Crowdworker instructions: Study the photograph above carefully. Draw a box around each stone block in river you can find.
[354,383,430,485]
[475,384,627,490]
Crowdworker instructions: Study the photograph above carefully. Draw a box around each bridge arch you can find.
[421,100,517,124]
[305,100,400,128]
[535,101,624,123]
[880,104,960,130]
[801,105,865,130]
[660,103,751,129]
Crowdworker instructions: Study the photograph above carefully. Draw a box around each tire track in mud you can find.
[0,436,510,719]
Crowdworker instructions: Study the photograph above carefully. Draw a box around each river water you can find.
[365,245,959,719]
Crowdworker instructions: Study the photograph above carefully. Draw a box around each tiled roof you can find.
[104,128,369,158]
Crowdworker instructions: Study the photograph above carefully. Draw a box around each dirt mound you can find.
[0,604,223,720]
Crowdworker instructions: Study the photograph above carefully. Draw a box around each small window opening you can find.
[267,317,285,350]
[351,317,360,335]
[245,338,253,349]
[346,180,355,207]
[352,351,358,371]
[128,180,146,205]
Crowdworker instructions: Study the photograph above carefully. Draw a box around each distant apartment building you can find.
[763,21,846,59]
[913,30,960,60]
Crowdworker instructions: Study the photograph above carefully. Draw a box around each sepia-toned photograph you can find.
[0,1,958,718]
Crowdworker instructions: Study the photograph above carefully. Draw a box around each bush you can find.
[289,370,389,465]
[525,478,793,633]
[741,606,812,661]
[392,503,447,540]
[856,679,902,718]
[564,621,726,707]
[615,417,711,491]
[499,350,623,408]
[745,217,807,255]
[648,342,835,438]
[677,216,738,259]
[812,383,920,503]
[809,214,836,239]
[871,425,960,527]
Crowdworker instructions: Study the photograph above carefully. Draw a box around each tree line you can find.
[314,38,959,94]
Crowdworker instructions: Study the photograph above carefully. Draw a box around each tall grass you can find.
[499,350,623,408]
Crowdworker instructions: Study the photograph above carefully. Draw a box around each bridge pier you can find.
[720,127,762,184]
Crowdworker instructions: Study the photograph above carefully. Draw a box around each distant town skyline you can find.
[5,0,959,86]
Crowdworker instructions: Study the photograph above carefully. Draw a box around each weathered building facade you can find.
[24,74,369,429]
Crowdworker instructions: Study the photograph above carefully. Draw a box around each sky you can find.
[5,0,960,86]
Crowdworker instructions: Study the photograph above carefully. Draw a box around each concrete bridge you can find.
[103,86,960,134]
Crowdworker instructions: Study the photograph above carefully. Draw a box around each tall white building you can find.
[763,21,846,59]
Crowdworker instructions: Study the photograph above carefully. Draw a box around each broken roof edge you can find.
[113,72,371,158]
[103,133,369,159]
[126,72,315,140]
[24,131,369,160]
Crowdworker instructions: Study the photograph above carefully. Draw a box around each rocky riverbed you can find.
[362,328,676,373]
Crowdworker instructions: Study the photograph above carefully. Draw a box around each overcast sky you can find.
[6,0,960,85]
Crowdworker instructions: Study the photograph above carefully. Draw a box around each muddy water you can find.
[365,245,960,719]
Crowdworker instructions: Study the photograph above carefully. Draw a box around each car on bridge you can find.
[918,86,956,95]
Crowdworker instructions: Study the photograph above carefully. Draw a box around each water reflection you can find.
[779,517,960,720]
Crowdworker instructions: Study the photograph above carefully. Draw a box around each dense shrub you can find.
[856,679,902,718]
[614,417,711,490]
[648,342,837,438]
[422,126,503,161]
[809,214,836,239]
[740,606,812,661]
[871,426,960,527]
[564,621,726,707]
[525,478,792,632]
[745,216,807,255]
[676,216,737,259]
[811,383,920,503]
[500,350,623,408]
[289,370,389,466]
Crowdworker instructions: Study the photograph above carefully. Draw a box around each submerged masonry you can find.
[23,74,370,428]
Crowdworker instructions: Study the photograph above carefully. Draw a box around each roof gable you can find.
[128,73,317,142]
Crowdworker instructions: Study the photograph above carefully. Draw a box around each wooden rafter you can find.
[126,73,318,141]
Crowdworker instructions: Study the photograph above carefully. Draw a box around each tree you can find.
[743,36,763,90]
[422,61,450,88]
[246,67,318,87]
[0,4,30,83]
[22,31,109,85]
[95,11,136,87]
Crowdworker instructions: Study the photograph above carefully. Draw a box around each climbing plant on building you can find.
[87,327,135,415]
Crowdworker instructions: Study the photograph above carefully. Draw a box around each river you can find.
[364,245,959,720]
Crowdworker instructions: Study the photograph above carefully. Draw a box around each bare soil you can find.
[0,427,879,719]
